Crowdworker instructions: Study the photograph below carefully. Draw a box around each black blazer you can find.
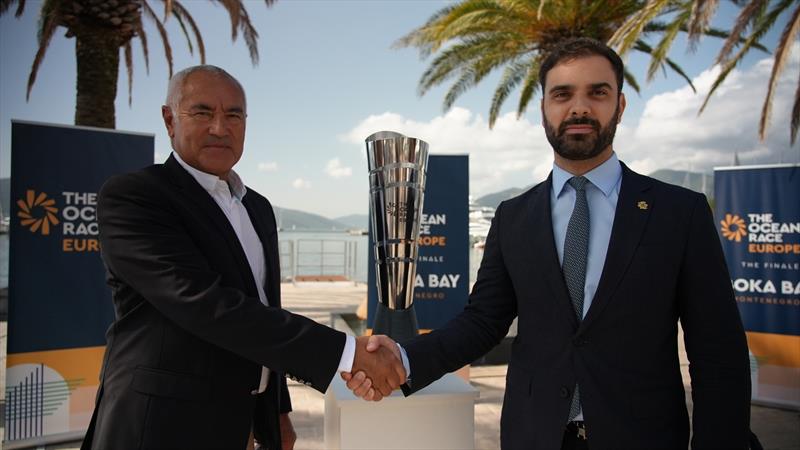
[402,163,751,449]
[82,155,346,450]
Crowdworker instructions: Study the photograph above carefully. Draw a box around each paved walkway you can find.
[3,283,798,449]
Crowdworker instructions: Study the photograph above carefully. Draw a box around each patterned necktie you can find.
[562,176,589,421]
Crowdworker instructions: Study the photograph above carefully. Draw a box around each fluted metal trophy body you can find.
[366,131,429,343]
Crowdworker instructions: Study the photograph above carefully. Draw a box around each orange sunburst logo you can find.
[17,190,60,235]
[720,213,747,242]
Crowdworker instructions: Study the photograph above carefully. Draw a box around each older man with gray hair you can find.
[81,65,405,450]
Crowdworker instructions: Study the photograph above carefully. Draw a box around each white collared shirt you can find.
[172,153,356,391]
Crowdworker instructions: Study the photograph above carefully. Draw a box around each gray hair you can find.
[164,65,246,111]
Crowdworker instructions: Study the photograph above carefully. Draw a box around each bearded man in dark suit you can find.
[82,65,404,450]
[346,38,751,449]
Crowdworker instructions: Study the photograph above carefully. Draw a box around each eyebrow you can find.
[548,82,614,94]
[188,103,245,113]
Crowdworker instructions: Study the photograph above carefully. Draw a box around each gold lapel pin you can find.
[637,201,648,210]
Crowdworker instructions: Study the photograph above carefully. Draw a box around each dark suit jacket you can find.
[82,155,346,450]
[403,163,750,449]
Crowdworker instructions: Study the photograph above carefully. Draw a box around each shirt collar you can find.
[552,152,622,198]
[172,151,247,201]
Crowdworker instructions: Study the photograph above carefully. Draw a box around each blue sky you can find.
[1,1,797,218]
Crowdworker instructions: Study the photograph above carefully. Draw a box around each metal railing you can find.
[278,239,359,282]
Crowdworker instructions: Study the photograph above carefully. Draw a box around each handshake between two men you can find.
[345,335,403,401]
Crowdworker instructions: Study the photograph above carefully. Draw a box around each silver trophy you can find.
[366,131,429,342]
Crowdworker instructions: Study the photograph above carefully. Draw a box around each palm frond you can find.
[608,0,673,55]
[143,0,173,78]
[124,41,134,106]
[758,3,800,141]
[703,0,797,114]
[26,0,59,100]
[0,0,20,16]
[646,8,690,82]
[687,0,720,50]
[633,40,695,91]
[214,0,241,41]
[170,6,194,56]
[394,1,509,55]
[717,0,767,63]
[487,59,529,126]
[238,6,259,65]
[622,68,641,93]
[418,35,522,95]
[172,1,206,64]
[134,18,150,74]
[393,4,458,53]
[514,58,542,122]
[163,0,173,21]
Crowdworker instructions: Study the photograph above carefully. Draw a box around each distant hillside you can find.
[274,206,350,231]
[648,169,713,198]
[334,214,368,230]
[475,186,530,209]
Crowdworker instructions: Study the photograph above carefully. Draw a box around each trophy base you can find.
[373,302,419,342]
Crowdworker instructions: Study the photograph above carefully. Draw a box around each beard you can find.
[544,104,620,161]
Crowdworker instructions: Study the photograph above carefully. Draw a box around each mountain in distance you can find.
[334,214,368,230]
[648,169,713,198]
[273,206,354,231]
[474,169,714,210]
[475,186,531,209]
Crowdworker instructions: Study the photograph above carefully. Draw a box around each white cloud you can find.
[618,42,799,174]
[343,43,799,197]
[292,178,312,189]
[258,161,278,172]
[343,107,552,195]
[325,158,352,178]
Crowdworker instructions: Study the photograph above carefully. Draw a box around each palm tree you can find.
[609,0,798,145]
[0,0,275,129]
[397,0,739,128]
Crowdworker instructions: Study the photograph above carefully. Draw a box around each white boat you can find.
[468,196,495,245]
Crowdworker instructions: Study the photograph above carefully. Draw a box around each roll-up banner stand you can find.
[714,163,800,409]
[5,121,153,448]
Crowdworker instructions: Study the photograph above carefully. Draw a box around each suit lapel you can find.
[581,163,653,331]
[163,155,258,296]
[526,175,579,330]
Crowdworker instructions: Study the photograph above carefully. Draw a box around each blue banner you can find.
[6,121,152,444]
[368,154,469,331]
[715,165,800,335]
[715,163,799,408]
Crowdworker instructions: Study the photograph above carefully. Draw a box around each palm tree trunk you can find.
[74,30,120,129]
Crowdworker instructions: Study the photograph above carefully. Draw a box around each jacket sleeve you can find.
[402,201,517,394]
[98,173,345,393]
[677,195,751,449]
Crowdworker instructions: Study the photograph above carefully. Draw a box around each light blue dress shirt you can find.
[397,153,623,402]
[551,152,622,319]
[551,152,622,420]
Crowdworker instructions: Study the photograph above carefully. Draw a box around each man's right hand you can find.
[349,335,406,396]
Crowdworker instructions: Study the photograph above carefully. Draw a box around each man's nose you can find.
[208,114,229,136]
[568,96,591,117]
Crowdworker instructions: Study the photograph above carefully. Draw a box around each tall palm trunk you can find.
[75,29,120,128]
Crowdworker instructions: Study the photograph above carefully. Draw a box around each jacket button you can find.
[560,386,570,398]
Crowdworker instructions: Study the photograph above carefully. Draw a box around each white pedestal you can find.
[324,373,479,450]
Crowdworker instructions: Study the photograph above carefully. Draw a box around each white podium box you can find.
[324,373,479,450]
